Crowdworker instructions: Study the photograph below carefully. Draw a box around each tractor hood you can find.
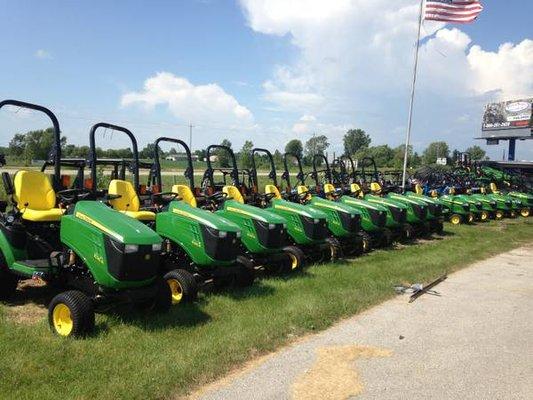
[72,201,161,245]
[270,198,327,219]
[223,200,287,224]
[341,196,389,211]
[168,201,240,232]
[310,196,362,215]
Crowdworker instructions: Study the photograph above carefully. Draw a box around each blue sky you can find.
[1,0,532,159]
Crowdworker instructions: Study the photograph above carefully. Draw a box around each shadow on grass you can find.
[106,302,212,333]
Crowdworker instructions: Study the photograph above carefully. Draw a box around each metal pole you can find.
[189,123,193,151]
[401,0,424,191]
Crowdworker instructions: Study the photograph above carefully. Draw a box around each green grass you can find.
[0,218,532,400]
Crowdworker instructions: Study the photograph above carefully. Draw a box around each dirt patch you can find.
[291,345,391,400]
[5,302,47,325]
[3,279,49,325]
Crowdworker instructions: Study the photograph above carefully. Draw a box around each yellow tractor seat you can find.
[108,179,155,221]
[171,184,197,208]
[264,184,282,199]
[13,170,64,222]
[350,183,363,198]
[370,182,382,194]
[489,183,499,194]
[222,185,244,204]
[323,183,336,200]
[297,185,312,201]
[414,184,423,195]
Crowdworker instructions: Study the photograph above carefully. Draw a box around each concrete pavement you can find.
[191,245,533,400]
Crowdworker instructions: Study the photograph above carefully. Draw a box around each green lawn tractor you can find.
[90,130,255,303]
[331,155,415,242]
[437,189,475,225]
[246,148,339,263]
[311,154,393,247]
[487,183,530,218]
[281,152,366,256]
[199,145,304,274]
[0,100,172,338]
[359,158,433,236]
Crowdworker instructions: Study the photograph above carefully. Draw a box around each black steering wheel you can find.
[206,191,228,203]
[57,188,92,204]
[260,192,277,202]
[151,191,181,206]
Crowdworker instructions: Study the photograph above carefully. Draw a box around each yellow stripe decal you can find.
[226,206,267,222]
[75,212,123,241]
[172,208,217,228]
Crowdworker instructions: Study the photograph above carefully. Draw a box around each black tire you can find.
[234,256,256,287]
[325,238,341,262]
[48,290,95,338]
[163,269,198,305]
[281,245,305,273]
[401,223,415,242]
[433,220,444,234]
[0,253,18,301]
[359,231,372,253]
[151,276,173,312]
[380,228,393,247]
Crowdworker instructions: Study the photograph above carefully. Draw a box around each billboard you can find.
[482,98,532,132]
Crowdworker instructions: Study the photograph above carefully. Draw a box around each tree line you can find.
[1,127,487,169]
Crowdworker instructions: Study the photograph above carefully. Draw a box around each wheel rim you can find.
[330,244,337,260]
[450,215,461,225]
[481,211,488,221]
[520,208,530,217]
[467,214,474,223]
[289,254,299,270]
[362,239,370,251]
[52,303,73,337]
[167,279,183,304]
[495,211,503,219]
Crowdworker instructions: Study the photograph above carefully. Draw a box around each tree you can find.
[285,139,303,159]
[304,134,329,165]
[195,149,206,162]
[16,128,67,164]
[140,143,156,159]
[8,134,25,157]
[239,140,254,169]
[422,141,450,164]
[217,139,232,167]
[343,129,371,155]
[465,145,487,161]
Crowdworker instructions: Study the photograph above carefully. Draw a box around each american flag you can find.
[425,0,484,24]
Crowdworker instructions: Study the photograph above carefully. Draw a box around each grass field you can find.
[0,218,532,400]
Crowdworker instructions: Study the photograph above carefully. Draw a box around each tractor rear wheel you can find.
[234,256,256,287]
[520,208,530,217]
[164,269,198,305]
[48,290,95,338]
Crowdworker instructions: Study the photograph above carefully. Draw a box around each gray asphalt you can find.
[191,245,533,400]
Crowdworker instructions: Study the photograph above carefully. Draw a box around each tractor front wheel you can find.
[164,269,198,305]
[234,256,256,287]
[48,290,95,338]
[282,246,305,273]
[494,210,504,220]
[449,214,462,225]
[520,208,530,218]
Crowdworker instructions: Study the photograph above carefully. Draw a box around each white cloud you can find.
[121,72,254,126]
[34,49,52,59]
[239,0,533,157]
[468,39,533,99]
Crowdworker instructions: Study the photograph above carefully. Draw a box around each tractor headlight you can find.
[152,243,162,252]
[269,223,276,230]
[351,214,356,219]
[218,231,228,238]
[314,218,320,224]
[236,231,241,238]
[124,244,139,253]
[283,223,287,229]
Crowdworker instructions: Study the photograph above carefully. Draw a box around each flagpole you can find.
[401,0,424,192]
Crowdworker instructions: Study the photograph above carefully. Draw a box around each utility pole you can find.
[189,123,194,151]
